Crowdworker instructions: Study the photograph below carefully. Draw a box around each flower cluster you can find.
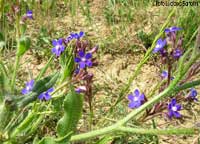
[126,26,199,121]
[21,31,96,103]
[153,26,183,59]
[66,31,85,43]
[51,31,85,57]
[71,39,98,109]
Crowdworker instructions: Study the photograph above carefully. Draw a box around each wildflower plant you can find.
[0,5,200,144]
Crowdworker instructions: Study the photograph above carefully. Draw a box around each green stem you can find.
[51,80,70,96]
[117,126,199,135]
[174,79,200,92]
[11,56,20,92]
[11,11,21,92]
[70,125,117,142]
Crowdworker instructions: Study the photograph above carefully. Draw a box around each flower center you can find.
[27,13,32,17]
[26,86,31,91]
[155,44,161,48]
[172,106,177,111]
[133,97,139,102]
[56,45,60,50]
[81,57,86,62]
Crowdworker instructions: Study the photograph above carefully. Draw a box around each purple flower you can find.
[173,49,182,59]
[161,70,174,80]
[74,50,93,69]
[188,88,198,101]
[51,38,65,57]
[38,88,54,101]
[71,31,84,39]
[21,80,34,95]
[165,26,182,33]
[161,70,168,79]
[128,89,145,108]
[26,10,33,19]
[168,98,181,118]
[65,31,84,43]
[153,38,166,53]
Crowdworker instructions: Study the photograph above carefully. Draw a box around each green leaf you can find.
[56,86,83,137]
[38,134,71,144]
[16,36,31,57]
[38,137,56,144]
[96,136,115,144]
[0,98,15,131]
[11,111,36,137]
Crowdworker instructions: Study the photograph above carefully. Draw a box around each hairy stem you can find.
[117,126,199,135]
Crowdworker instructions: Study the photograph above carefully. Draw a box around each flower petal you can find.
[47,87,54,93]
[58,38,63,44]
[74,57,81,63]
[173,111,181,118]
[134,101,142,108]
[134,89,140,96]
[79,31,84,37]
[44,94,51,101]
[176,104,181,111]
[128,94,134,101]
[85,53,92,59]
[128,101,137,109]
[168,110,173,118]
[21,89,28,95]
[171,98,176,105]
[52,40,57,46]
[38,93,44,100]
[86,60,92,67]
[79,62,86,69]
[140,93,145,101]
[78,51,85,57]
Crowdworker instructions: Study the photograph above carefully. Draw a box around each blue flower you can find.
[128,89,145,108]
[188,88,198,101]
[66,31,84,43]
[51,38,65,57]
[153,38,166,53]
[74,50,93,69]
[161,70,168,79]
[168,98,181,118]
[38,88,54,101]
[70,31,84,39]
[165,26,182,33]
[26,10,33,19]
[173,49,182,59]
[21,80,34,95]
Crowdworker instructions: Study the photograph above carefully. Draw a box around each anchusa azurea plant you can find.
[0,5,200,143]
